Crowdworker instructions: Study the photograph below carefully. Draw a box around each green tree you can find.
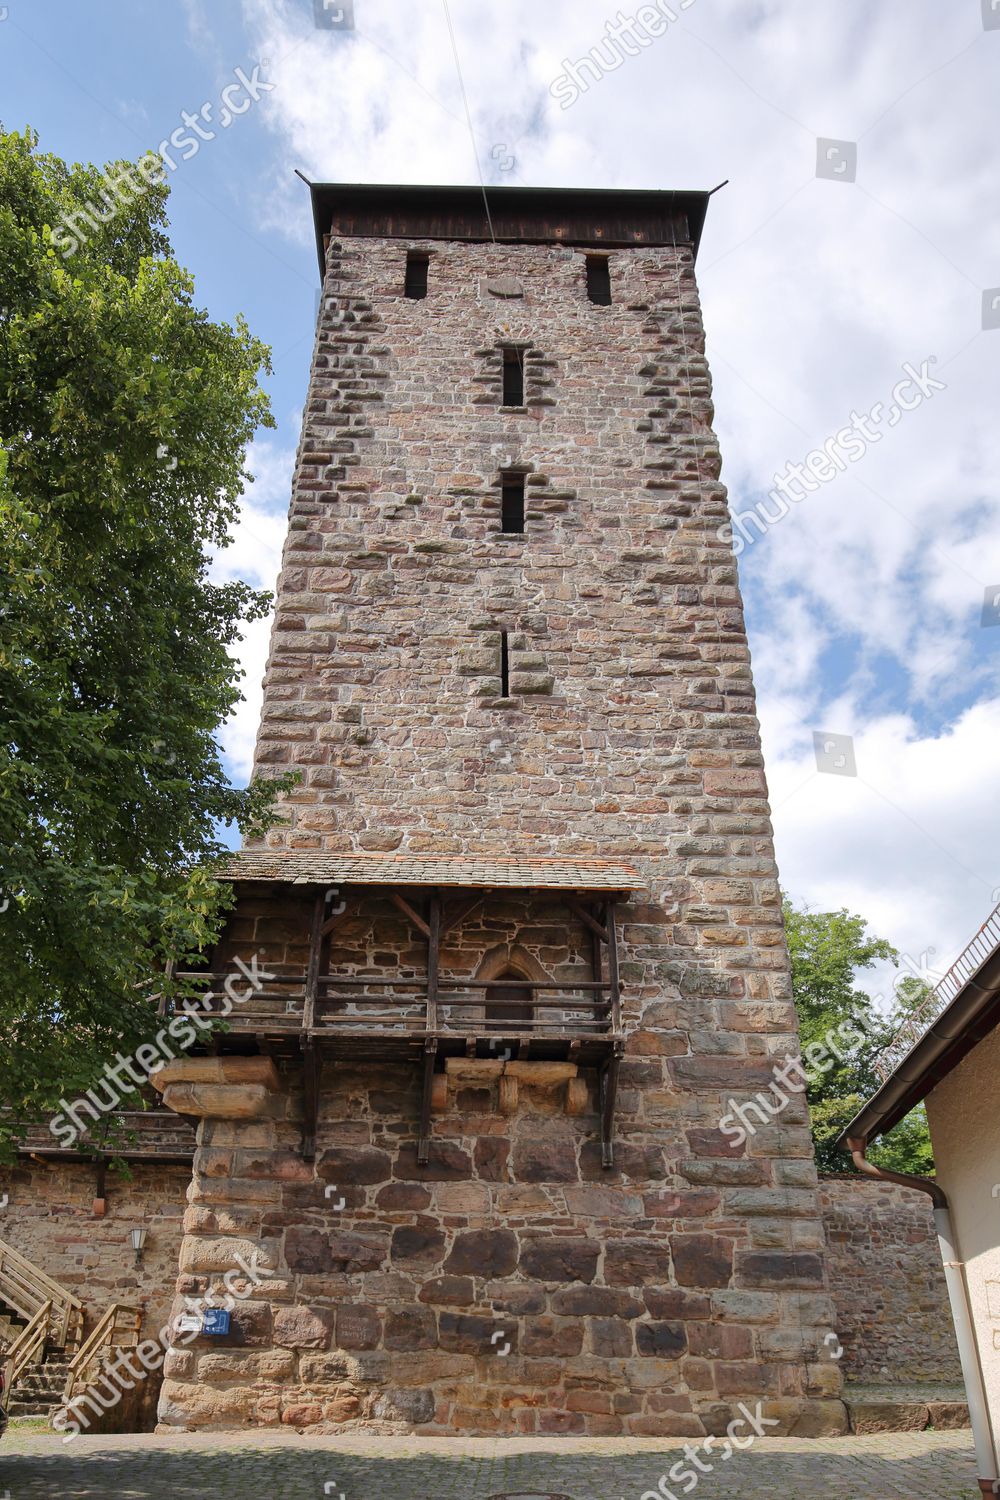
[0,126,287,1155]
[783,898,935,1174]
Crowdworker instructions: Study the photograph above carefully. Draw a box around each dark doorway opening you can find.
[484,970,534,1028]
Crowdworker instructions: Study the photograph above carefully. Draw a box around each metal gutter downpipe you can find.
[848,1136,998,1496]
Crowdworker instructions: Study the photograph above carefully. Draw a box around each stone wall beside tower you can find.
[157,187,846,1436]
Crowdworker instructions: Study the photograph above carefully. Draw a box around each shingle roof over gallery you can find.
[218,849,642,892]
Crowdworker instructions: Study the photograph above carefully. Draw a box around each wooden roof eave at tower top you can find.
[303,180,716,277]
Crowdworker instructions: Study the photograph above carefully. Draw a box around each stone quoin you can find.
[152,183,848,1437]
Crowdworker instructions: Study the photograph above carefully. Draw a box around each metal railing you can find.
[873,899,1000,1081]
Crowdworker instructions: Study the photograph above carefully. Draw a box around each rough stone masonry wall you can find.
[159,226,849,1434]
[1,1157,188,1430]
[159,1040,844,1438]
[2,1158,188,1340]
[819,1177,961,1385]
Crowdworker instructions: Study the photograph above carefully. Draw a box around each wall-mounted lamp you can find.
[130,1226,148,1267]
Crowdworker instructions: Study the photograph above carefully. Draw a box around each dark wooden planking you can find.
[309,183,711,277]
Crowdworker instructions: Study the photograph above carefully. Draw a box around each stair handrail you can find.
[63,1303,141,1405]
[2,1297,52,1393]
[0,1237,84,1356]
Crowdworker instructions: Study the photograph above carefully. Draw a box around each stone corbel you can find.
[151,1056,282,1119]
[437,1058,585,1118]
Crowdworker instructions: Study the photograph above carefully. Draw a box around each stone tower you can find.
[155,184,846,1437]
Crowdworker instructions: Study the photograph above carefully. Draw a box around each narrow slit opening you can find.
[586,255,612,305]
[501,474,525,534]
[404,251,429,300]
[500,630,510,697]
[501,346,524,407]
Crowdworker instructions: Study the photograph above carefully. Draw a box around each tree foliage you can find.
[783,898,935,1175]
[0,126,287,1153]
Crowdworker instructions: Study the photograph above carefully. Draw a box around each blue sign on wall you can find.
[202,1308,231,1337]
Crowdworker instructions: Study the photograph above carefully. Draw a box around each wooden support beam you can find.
[599,1044,624,1169]
[426,893,441,1035]
[417,1039,438,1165]
[606,900,622,1035]
[590,914,604,1032]
[300,1041,320,1161]
[390,891,431,939]
[157,958,175,1019]
[568,898,609,944]
[303,892,326,1033]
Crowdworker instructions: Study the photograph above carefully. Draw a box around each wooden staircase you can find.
[6,1356,75,1418]
[63,1303,142,1410]
[0,1238,83,1419]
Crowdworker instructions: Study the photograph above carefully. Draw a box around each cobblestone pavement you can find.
[0,1427,982,1499]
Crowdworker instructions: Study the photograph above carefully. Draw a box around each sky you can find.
[4,0,999,1003]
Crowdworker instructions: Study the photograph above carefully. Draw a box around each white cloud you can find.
[765,698,1000,974]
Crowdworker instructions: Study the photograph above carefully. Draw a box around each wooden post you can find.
[606,900,622,1035]
[299,890,329,1159]
[600,1046,623,1169]
[303,891,326,1033]
[426,893,441,1035]
[157,957,175,1019]
[590,911,604,1025]
[418,1039,438,1165]
[301,1040,320,1161]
